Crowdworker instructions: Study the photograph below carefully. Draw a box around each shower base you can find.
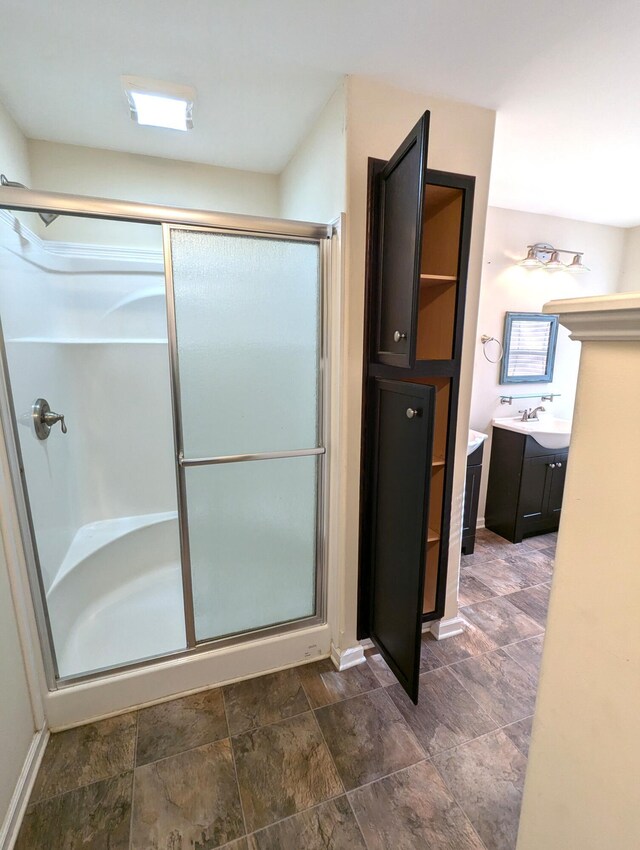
[46,512,186,679]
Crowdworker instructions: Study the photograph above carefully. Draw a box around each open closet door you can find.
[375,111,430,368]
[369,378,435,703]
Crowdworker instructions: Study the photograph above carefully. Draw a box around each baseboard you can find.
[0,727,49,850]
[330,642,366,671]
[430,616,466,641]
[476,517,485,529]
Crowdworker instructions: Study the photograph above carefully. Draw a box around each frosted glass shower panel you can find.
[169,229,320,457]
[188,455,318,641]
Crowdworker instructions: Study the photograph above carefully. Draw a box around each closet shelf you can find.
[431,456,446,468]
[427,527,440,543]
[420,273,457,284]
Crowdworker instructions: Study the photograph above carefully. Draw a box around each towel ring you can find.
[481,334,504,364]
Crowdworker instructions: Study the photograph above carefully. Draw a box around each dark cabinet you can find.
[486,426,568,543]
[461,444,484,555]
[368,379,435,702]
[358,109,476,701]
[547,456,567,516]
[375,114,430,367]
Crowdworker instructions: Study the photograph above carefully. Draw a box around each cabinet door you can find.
[375,112,430,368]
[463,464,481,537]
[547,453,568,516]
[369,378,435,703]
[520,454,555,520]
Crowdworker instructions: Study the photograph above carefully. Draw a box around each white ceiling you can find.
[1,0,640,225]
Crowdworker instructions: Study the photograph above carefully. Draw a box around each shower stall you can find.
[0,188,331,694]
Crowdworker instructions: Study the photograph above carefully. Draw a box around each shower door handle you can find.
[32,398,68,440]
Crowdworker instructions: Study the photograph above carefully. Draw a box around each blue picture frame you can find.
[500,312,559,384]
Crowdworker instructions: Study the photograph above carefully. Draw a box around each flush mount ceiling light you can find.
[121,76,195,131]
[517,243,590,273]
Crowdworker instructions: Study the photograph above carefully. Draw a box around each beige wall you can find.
[0,100,31,186]
[336,75,496,653]
[27,139,280,246]
[619,224,640,292]
[0,99,38,840]
[0,541,36,835]
[0,98,42,234]
[279,83,346,223]
[517,330,640,849]
[471,207,625,523]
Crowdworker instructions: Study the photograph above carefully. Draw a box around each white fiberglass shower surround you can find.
[0,186,333,715]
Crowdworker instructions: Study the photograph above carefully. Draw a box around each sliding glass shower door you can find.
[0,184,329,686]
[164,226,324,644]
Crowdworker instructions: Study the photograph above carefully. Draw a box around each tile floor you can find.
[17,528,555,850]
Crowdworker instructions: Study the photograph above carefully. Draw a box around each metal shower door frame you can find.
[162,221,329,650]
[0,186,332,689]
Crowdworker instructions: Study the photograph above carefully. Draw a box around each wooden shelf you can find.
[427,527,440,543]
[420,273,457,285]
[432,456,445,468]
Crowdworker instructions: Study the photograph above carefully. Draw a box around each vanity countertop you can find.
[492,415,571,450]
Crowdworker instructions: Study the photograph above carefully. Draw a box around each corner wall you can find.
[337,76,496,653]
[516,324,640,849]
[0,99,40,846]
[0,540,36,843]
[619,224,640,291]
[279,83,346,223]
[471,207,625,524]
[27,139,281,246]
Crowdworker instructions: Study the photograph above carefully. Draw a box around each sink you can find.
[492,416,571,450]
[468,428,488,456]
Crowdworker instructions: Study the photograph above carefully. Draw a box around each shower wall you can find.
[0,211,177,591]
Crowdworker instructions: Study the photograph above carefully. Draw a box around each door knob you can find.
[32,398,67,440]
[406,408,420,419]
[393,331,407,343]
[556,462,562,468]
[548,463,556,469]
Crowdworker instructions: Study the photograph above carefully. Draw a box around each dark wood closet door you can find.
[375,112,430,368]
[369,378,435,703]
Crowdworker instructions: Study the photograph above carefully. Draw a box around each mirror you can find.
[500,312,559,384]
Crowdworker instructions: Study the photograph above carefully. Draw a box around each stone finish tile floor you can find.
[17,527,554,850]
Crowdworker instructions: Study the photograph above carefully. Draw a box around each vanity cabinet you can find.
[462,443,484,555]
[486,426,568,543]
[358,110,476,702]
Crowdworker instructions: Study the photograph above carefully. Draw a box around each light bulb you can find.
[567,253,590,273]
[518,247,544,268]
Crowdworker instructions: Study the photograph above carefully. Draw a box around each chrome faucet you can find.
[518,406,546,422]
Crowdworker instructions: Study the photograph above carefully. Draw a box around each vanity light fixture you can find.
[517,243,590,273]
[566,253,590,273]
[122,76,195,131]
[518,246,544,268]
[545,250,565,271]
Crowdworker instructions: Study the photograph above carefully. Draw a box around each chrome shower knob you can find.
[32,398,68,440]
